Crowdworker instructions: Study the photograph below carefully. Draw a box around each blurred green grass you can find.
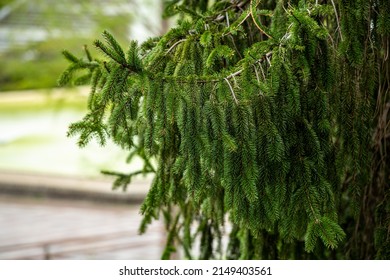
[0,88,139,178]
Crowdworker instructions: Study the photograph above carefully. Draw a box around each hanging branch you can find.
[59,0,387,259]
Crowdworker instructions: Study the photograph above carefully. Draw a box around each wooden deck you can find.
[0,194,164,260]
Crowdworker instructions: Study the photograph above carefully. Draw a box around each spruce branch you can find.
[59,0,387,259]
[102,30,126,61]
[84,45,93,62]
[62,50,79,63]
[94,39,126,65]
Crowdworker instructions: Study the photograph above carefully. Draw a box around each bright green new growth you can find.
[59,0,389,259]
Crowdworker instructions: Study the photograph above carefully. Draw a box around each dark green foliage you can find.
[60,0,390,259]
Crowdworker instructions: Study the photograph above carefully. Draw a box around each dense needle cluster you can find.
[59,0,389,259]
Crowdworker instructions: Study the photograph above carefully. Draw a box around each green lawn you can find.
[0,88,141,178]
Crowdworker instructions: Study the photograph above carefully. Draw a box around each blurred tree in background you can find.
[0,0,13,9]
[0,0,162,91]
[61,0,389,260]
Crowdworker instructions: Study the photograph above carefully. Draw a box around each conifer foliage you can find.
[59,0,389,259]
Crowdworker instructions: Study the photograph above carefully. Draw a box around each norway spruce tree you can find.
[59,0,389,259]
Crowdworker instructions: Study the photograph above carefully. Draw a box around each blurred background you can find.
[0,0,168,259]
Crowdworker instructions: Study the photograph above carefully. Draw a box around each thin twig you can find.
[225,51,272,80]
[250,0,272,39]
[258,61,266,79]
[253,65,260,84]
[166,39,186,54]
[224,78,239,104]
[253,65,265,96]
[226,69,245,80]
[330,0,343,41]
[232,75,241,89]
[266,55,272,66]
[222,10,251,37]
[226,11,230,27]
[229,34,243,59]
[205,0,249,22]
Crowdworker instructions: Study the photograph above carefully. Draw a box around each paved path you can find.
[0,194,164,259]
[0,170,151,203]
